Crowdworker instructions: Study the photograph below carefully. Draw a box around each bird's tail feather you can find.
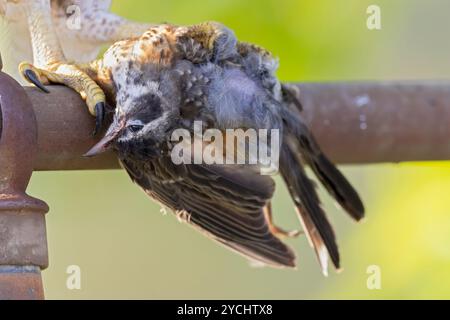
[279,96,365,273]
[281,106,365,222]
[308,152,365,221]
[280,145,339,274]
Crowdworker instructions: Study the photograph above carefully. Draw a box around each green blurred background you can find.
[23,0,450,298]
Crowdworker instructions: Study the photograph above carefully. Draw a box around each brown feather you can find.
[120,157,296,268]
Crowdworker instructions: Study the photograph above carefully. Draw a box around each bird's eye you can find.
[128,125,144,133]
[127,120,144,133]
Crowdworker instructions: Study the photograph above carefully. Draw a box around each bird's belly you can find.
[207,67,274,130]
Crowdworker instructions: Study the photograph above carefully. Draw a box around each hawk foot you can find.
[19,61,106,135]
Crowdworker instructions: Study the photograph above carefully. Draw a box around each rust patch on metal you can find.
[0,71,48,300]
[0,266,44,300]
[19,82,450,170]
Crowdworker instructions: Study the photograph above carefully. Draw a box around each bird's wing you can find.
[120,157,296,268]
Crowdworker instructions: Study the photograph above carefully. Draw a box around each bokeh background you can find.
[9,0,450,298]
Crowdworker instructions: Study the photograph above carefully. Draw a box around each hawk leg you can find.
[19,60,106,134]
[18,0,106,134]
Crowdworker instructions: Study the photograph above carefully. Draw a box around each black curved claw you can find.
[24,69,49,93]
[93,102,105,136]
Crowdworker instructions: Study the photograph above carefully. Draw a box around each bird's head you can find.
[84,64,182,159]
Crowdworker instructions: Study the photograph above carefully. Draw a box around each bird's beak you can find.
[83,119,125,157]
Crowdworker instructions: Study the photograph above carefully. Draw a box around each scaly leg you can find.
[51,2,153,62]
[19,0,106,134]
[71,11,153,43]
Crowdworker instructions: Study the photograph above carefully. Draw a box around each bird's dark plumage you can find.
[85,22,364,274]
[121,158,296,268]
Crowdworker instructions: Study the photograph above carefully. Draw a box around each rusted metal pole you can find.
[27,87,120,171]
[0,70,48,300]
[25,81,450,171]
[290,82,450,164]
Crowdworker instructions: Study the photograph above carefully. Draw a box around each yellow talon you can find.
[18,60,106,134]
[84,82,106,117]
[19,62,50,92]
[18,61,105,117]
[16,0,107,135]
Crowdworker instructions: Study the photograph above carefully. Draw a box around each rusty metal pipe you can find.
[26,81,450,171]
[27,86,120,171]
[0,266,44,300]
[292,82,450,164]
[0,71,48,300]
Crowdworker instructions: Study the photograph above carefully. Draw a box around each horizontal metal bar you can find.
[292,81,450,164]
[24,81,450,171]
[27,86,121,170]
